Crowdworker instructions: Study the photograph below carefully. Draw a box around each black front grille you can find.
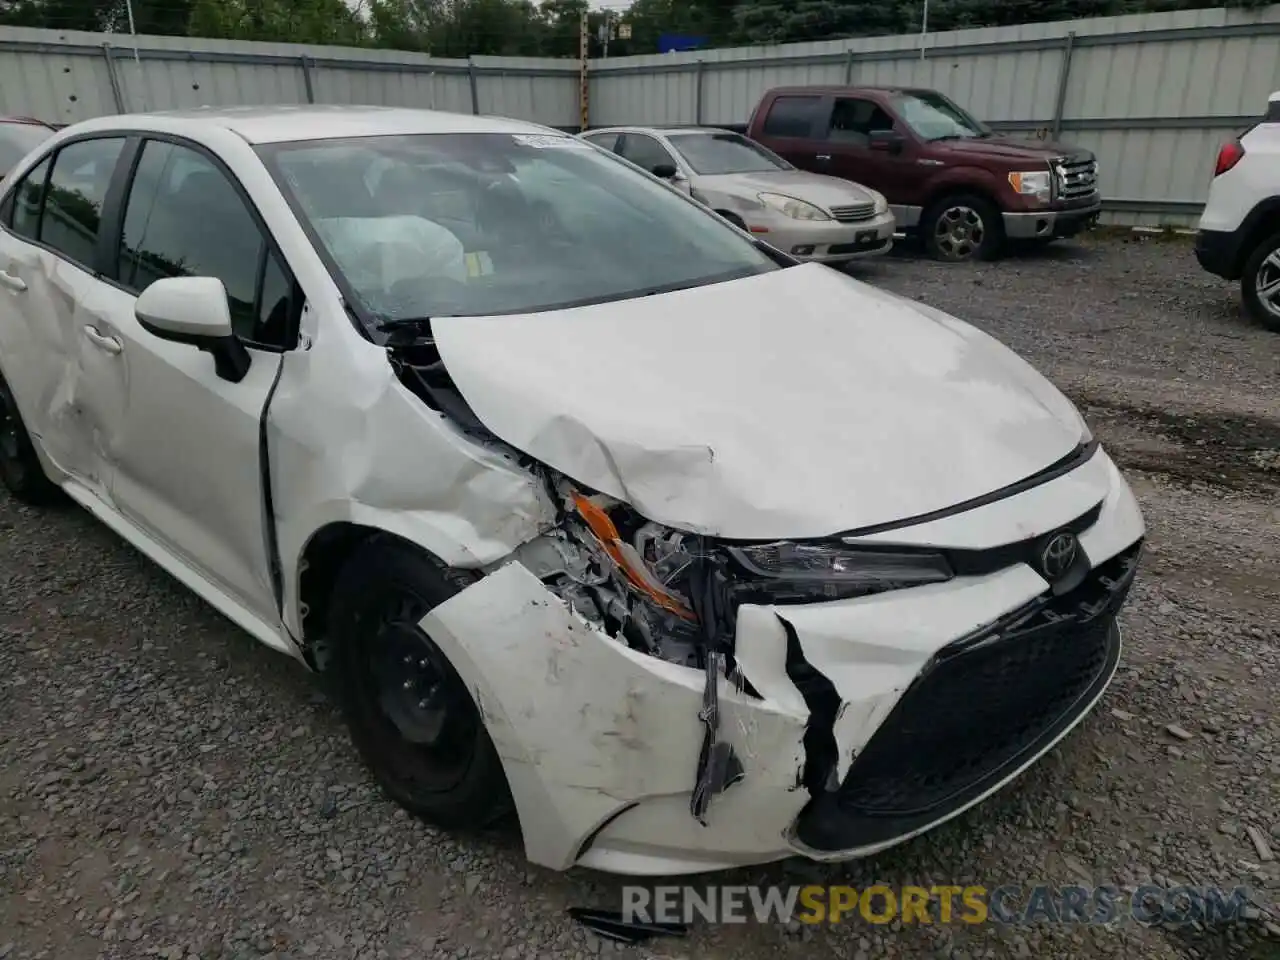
[795,540,1141,852]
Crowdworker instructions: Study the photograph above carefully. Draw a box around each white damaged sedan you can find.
[0,106,1144,876]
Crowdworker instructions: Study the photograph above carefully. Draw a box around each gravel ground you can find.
[2,234,1278,960]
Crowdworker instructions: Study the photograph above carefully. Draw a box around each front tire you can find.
[923,193,1004,262]
[0,369,62,506]
[328,538,511,828]
[1240,229,1280,332]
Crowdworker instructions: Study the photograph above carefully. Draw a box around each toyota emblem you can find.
[1040,532,1079,580]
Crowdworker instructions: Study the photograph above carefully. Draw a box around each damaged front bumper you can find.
[419,446,1145,876]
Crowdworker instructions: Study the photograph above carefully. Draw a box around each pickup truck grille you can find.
[1054,156,1098,201]
[828,201,877,222]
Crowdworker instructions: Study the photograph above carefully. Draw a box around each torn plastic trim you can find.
[778,615,841,797]
[384,324,496,441]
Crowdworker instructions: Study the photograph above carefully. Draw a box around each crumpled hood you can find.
[431,264,1087,540]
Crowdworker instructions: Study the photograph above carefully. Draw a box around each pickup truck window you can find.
[891,91,989,141]
[828,98,897,147]
[762,96,821,138]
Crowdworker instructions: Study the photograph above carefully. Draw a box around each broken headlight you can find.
[726,542,953,602]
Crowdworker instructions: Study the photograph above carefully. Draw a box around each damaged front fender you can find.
[421,561,810,874]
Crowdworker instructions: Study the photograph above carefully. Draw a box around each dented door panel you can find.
[0,237,122,500]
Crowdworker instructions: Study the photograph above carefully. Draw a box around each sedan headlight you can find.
[727,542,953,601]
[758,192,830,221]
[869,189,889,215]
[1008,170,1052,204]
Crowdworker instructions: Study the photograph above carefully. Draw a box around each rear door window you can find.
[616,134,677,173]
[581,132,619,152]
[40,137,127,269]
[761,96,822,138]
[4,156,52,241]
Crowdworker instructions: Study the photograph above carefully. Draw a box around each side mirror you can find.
[869,130,905,154]
[651,162,678,179]
[134,276,251,383]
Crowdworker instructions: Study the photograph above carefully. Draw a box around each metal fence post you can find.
[101,43,126,112]
[1051,31,1076,139]
[694,59,705,125]
[468,57,480,115]
[844,47,855,84]
[299,55,315,103]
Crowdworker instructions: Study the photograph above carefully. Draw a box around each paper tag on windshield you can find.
[512,134,588,149]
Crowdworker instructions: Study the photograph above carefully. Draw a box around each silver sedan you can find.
[579,125,895,263]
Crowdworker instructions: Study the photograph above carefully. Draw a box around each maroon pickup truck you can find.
[746,86,1101,261]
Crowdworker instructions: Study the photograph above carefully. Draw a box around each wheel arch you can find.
[920,176,1006,229]
[293,521,478,671]
[1231,195,1280,278]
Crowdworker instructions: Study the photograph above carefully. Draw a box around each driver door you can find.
[93,137,301,624]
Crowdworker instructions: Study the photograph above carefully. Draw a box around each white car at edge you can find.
[0,105,1145,876]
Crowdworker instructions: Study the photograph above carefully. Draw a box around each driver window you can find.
[827,99,896,147]
[117,139,298,350]
[617,134,677,174]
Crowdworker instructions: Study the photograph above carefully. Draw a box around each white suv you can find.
[1195,90,1280,330]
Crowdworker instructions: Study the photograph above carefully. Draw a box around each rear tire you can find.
[328,538,512,828]
[1240,229,1280,332]
[922,193,1004,262]
[0,368,62,506]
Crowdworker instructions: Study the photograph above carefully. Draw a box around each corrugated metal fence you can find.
[3,5,1280,225]
[0,27,581,129]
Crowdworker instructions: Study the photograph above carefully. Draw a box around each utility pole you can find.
[920,0,929,60]
[579,7,589,132]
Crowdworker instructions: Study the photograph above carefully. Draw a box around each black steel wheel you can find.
[0,368,62,505]
[328,539,512,827]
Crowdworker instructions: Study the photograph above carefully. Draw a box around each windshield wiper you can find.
[377,315,434,332]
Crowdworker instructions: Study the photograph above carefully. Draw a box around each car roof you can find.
[59,105,559,146]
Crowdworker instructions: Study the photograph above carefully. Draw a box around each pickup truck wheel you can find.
[328,539,512,829]
[923,194,1003,262]
[1241,230,1280,331]
[0,369,62,506]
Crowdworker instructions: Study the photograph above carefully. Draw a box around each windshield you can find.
[667,132,792,175]
[891,92,990,141]
[258,132,778,323]
[0,122,52,174]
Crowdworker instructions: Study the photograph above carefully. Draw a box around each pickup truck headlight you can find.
[1008,170,1052,204]
[726,542,953,601]
[758,192,830,221]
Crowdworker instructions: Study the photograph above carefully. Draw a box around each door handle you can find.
[815,154,832,161]
[0,270,27,293]
[83,325,123,355]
